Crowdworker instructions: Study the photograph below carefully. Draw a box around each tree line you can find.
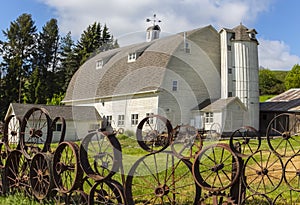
[0,13,119,119]
[259,64,300,95]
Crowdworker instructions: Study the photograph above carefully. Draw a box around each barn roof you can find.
[63,25,220,103]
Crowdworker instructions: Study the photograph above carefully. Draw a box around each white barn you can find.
[62,23,259,135]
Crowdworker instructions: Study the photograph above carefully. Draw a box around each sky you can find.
[0,0,299,71]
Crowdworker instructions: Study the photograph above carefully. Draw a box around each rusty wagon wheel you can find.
[5,149,31,195]
[243,150,283,195]
[20,107,52,159]
[241,194,272,205]
[53,141,83,193]
[273,190,300,205]
[89,179,125,205]
[283,154,300,191]
[192,143,240,192]
[51,116,66,145]
[3,115,22,151]
[125,151,200,204]
[136,115,173,153]
[266,113,300,157]
[171,125,203,159]
[29,152,54,200]
[79,131,122,182]
[229,126,261,158]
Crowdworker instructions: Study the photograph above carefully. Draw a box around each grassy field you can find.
[1,134,300,204]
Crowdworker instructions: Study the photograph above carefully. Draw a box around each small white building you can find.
[5,103,101,141]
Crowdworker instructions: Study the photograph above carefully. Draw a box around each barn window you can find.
[106,115,112,126]
[128,53,137,62]
[96,60,103,69]
[131,114,139,125]
[205,112,213,123]
[118,115,125,126]
[54,123,62,131]
[172,80,178,91]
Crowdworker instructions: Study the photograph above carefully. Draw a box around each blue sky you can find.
[0,0,299,71]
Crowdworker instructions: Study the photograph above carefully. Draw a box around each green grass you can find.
[260,95,276,102]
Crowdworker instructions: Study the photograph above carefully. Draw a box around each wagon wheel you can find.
[136,115,173,153]
[125,151,200,204]
[4,150,31,195]
[3,115,22,151]
[20,107,52,159]
[67,190,88,204]
[243,150,283,194]
[80,131,122,182]
[29,152,54,200]
[53,141,83,193]
[266,113,300,157]
[89,179,125,205]
[229,126,261,158]
[171,125,203,159]
[273,190,300,205]
[51,116,66,145]
[192,143,240,191]
[199,191,236,205]
[206,123,222,141]
[283,154,300,191]
[241,194,272,205]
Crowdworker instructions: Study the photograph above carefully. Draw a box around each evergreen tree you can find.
[0,13,37,117]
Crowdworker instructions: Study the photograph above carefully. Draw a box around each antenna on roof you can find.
[146,14,161,26]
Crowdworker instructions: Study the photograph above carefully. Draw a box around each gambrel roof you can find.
[63,25,221,103]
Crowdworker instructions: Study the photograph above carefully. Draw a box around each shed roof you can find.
[6,103,101,121]
[200,97,246,112]
[260,89,300,112]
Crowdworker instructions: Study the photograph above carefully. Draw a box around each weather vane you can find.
[146,14,161,26]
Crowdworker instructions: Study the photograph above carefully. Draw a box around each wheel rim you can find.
[230,126,261,158]
[284,154,300,191]
[266,113,300,157]
[136,115,173,153]
[4,115,21,151]
[125,151,200,204]
[29,152,53,200]
[5,150,31,194]
[243,150,283,194]
[53,141,83,193]
[89,179,124,205]
[171,125,203,159]
[20,107,52,159]
[79,131,122,181]
[192,143,240,191]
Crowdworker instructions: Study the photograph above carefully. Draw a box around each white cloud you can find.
[37,0,300,70]
[39,0,273,40]
[258,39,300,71]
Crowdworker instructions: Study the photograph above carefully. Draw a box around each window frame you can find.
[118,115,125,126]
[131,114,139,125]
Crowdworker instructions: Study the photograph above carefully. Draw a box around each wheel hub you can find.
[211,163,224,172]
[154,184,170,197]
[282,132,291,140]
